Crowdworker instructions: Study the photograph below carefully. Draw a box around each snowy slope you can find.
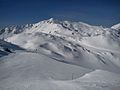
[5,18,120,72]
[111,23,120,30]
[6,18,120,51]
[0,52,120,90]
[0,18,120,90]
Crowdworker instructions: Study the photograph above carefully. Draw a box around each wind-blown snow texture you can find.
[0,18,120,90]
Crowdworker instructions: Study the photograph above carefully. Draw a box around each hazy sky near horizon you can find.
[0,0,120,27]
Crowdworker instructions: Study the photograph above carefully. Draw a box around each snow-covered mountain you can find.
[5,18,120,71]
[111,23,120,30]
[0,24,33,39]
[0,18,120,90]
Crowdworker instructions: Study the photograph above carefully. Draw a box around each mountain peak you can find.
[45,18,58,24]
[48,18,54,22]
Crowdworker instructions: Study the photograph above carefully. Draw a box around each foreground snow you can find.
[0,51,120,90]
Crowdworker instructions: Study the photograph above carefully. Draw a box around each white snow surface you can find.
[111,23,120,30]
[0,18,120,90]
[0,52,120,90]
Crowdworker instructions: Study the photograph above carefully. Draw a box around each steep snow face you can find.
[111,23,120,30]
[5,18,120,73]
[28,18,105,38]
[6,18,120,51]
[80,28,120,52]
[6,32,120,73]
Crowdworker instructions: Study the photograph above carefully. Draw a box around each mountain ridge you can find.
[1,18,119,39]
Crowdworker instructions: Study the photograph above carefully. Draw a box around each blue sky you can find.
[0,0,120,27]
